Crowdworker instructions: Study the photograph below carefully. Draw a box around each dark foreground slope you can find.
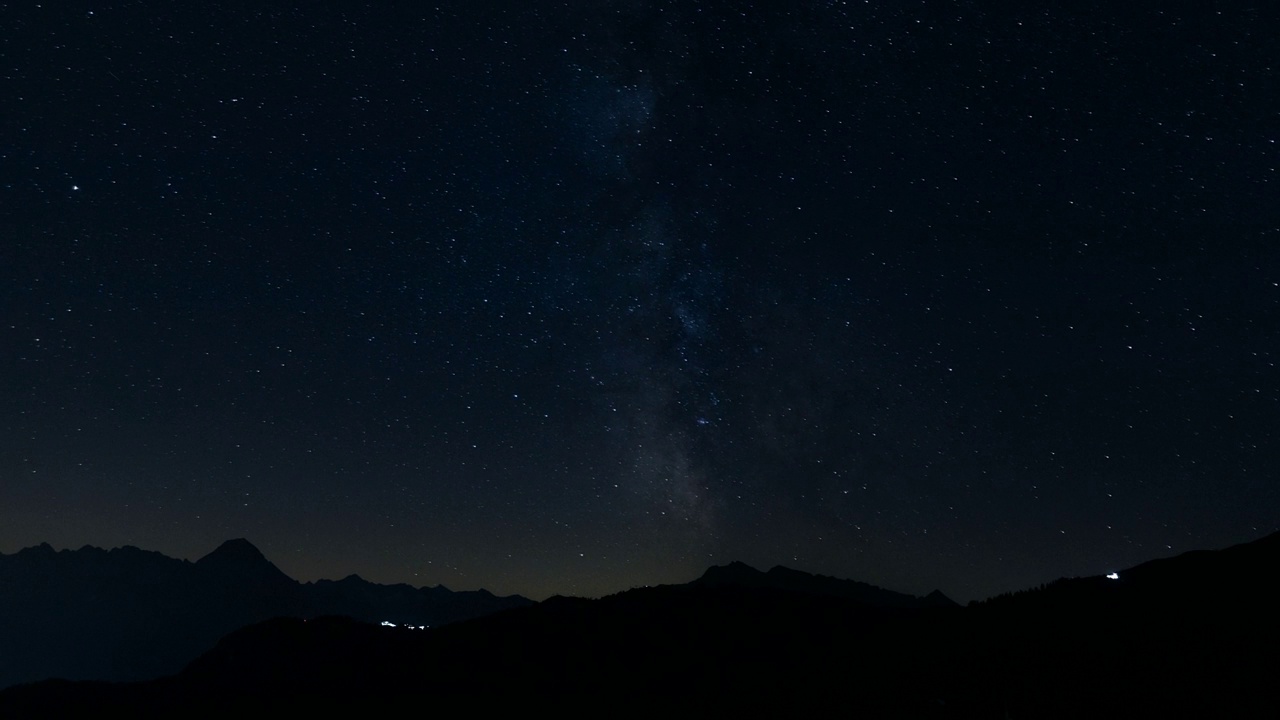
[2,533,1276,717]
[0,539,531,689]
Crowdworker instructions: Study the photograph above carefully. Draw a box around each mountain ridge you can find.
[0,538,533,690]
[3,530,1275,715]
[692,560,960,608]
[3,530,1276,700]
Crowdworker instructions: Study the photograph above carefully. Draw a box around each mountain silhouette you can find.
[693,561,959,608]
[0,539,532,690]
[195,538,283,575]
[973,530,1280,617]
[2,532,1277,715]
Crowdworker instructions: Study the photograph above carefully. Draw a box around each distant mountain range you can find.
[0,539,531,689]
[2,533,1277,715]
[692,560,960,609]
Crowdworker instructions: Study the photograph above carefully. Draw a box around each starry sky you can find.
[3,1,1277,603]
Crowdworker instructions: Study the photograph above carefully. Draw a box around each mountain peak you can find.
[18,542,57,556]
[696,561,767,587]
[921,589,961,608]
[198,538,267,565]
[194,539,297,591]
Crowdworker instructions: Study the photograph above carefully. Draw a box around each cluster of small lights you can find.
[381,621,428,630]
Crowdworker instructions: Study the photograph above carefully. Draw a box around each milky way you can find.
[2,1,1277,602]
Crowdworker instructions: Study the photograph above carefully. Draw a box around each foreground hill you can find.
[0,539,532,689]
[2,532,1276,716]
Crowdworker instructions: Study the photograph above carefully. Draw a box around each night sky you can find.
[3,1,1277,603]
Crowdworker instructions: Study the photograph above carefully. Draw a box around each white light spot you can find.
[1106,572,1120,580]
